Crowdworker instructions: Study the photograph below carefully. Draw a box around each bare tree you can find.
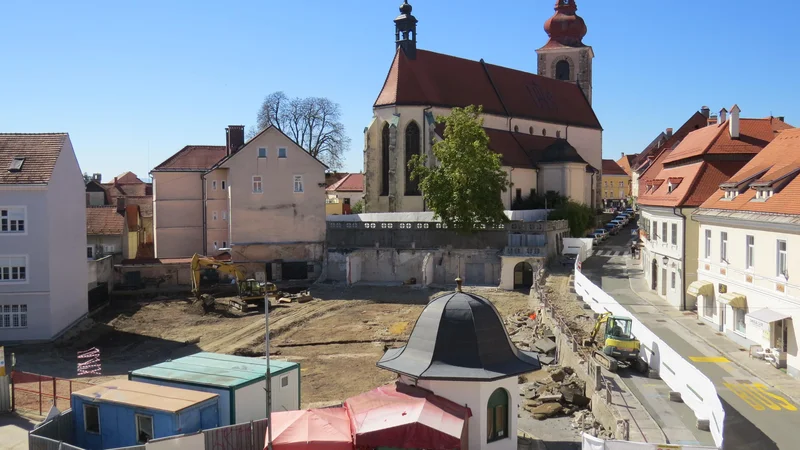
[254,91,350,169]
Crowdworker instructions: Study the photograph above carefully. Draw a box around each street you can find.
[582,226,800,449]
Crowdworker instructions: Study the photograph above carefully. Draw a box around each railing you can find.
[503,246,546,256]
[11,371,96,415]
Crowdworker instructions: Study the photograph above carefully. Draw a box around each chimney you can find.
[116,197,126,214]
[700,106,711,118]
[778,116,785,122]
[226,125,245,156]
[113,176,118,186]
[707,114,718,127]
[729,104,741,139]
[621,152,625,159]
[666,128,673,138]
[719,107,728,124]
[92,173,102,182]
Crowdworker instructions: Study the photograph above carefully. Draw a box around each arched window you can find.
[381,123,390,196]
[529,126,534,135]
[542,129,547,137]
[514,125,519,133]
[404,121,421,195]
[487,388,508,442]
[555,60,570,81]
[556,130,561,138]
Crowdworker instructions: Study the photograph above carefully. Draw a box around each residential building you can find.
[637,106,793,310]
[692,127,800,377]
[616,153,637,178]
[85,206,123,260]
[0,133,87,341]
[152,126,327,281]
[364,1,603,213]
[326,172,364,215]
[601,159,629,207]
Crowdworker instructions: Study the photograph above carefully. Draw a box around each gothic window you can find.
[529,126,534,135]
[555,60,571,81]
[381,123,390,196]
[514,125,519,133]
[556,130,561,138]
[404,121,421,195]
[542,129,547,137]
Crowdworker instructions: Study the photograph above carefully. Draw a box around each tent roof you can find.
[266,408,353,450]
[345,382,470,450]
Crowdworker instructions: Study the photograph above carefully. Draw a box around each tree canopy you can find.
[409,105,509,233]
[253,91,350,169]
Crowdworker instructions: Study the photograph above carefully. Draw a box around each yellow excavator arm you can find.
[190,253,248,297]
[589,312,611,344]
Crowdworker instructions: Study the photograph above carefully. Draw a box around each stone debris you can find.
[571,410,614,439]
[531,402,562,420]
[521,365,593,421]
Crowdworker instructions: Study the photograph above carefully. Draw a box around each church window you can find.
[381,123,390,196]
[555,60,570,81]
[542,129,547,137]
[514,125,519,133]
[487,388,509,442]
[556,130,561,138]
[404,121,421,195]
[529,126,534,135]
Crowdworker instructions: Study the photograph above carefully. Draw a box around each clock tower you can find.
[536,0,594,104]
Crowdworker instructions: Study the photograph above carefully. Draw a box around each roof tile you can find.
[152,145,226,171]
[327,173,364,192]
[602,159,627,176]
[0,133,67,185]
[86,206,124,235]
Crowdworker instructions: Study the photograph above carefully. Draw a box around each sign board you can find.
[0,346,5,376]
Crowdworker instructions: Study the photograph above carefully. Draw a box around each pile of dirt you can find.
[521,366,591,420]
[571,410,614,439]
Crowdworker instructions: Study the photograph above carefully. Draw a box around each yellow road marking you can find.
[690,356,730,363]
[724,382,797,411]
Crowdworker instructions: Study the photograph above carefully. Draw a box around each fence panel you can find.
[12,371,95,415]
[31,410,74,443]
[251,418,269,448]
[203,421,256,450]
[0,374,10,412]
[28,435,62,450]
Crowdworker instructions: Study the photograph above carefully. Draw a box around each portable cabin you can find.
[71,379,219,450]
[129,352,300,426]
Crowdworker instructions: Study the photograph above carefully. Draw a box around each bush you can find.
[350,199,364,214]
[548,201,595,237]
[511,191,568,210]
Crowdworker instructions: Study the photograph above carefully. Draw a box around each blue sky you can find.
[2,0,799,180]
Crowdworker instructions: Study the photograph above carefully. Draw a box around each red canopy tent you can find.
[265,407,354,450]
[345,382,472,450]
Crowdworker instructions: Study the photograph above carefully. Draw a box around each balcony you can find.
[503,246,547,257]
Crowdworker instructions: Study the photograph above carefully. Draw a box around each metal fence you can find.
[203,418,269,450]
[11,370,95,415]
[30,409,74,442]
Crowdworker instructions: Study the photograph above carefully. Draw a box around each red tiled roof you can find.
[639,160,745,208]
[375,49,601,130]
[115,171,144,184]
[616,154,637,176]
[602,159,627,176]
[637,146,673,196]
[86,206,124,235]
[0,133,68,185]
[152,145,226,171]
[633,112,708,171]
[325,172,349,187]
[700,129,800,215]
[125,196,153,218]
[326,173,364,192]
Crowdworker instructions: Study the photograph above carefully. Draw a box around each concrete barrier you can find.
[582,433,716,450]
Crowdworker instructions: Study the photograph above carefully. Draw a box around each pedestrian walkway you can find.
[591,249,630,257]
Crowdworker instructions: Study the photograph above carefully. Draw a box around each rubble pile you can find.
[507,312,556,365]
[571,410,614,439]
[521,366,591,420]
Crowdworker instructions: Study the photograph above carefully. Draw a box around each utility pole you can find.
[265,295,273,450]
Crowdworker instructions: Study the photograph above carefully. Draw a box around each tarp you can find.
[266,408,353,450]
[747,308,791,324]
[345,382,470,450]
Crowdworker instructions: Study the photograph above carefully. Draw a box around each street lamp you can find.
[662,256,669,265]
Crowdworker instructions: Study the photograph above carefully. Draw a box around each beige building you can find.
[152,126,327,281]
[364,1,602,214]
[601,159,629,207]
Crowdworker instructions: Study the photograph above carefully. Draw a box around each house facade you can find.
[601,159,629,207]
[363,1,602,214]
[692,128,800,377]
[152,126,327,282]
[86,206,124,260]
[325,172,364,215]
[638,107,793,310]
[0,133,88,341]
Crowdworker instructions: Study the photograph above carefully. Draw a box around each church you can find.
[363,0,603,213]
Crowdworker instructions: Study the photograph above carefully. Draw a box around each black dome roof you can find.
[377,291,540,381]
[539,139,589,165]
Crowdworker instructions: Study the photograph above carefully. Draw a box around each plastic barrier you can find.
[582,434,717,450]
[573,268,725,448]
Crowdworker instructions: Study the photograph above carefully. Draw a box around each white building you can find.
[693,127,800,377]
[0,133,88,341]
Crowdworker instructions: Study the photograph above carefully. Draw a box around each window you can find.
[515,189,522,202]
[619,181,624,187]
[487,388,508,442]
[514,125,519,133]
[746,235,755,269]
[542,129,547,136]
[381,123,390,196]
[704,229,711,259]
[278,147,287,158]
[0,304,27,328]
[1,207,26,233]
[212,211,218,221]
[258,147,267,158]
[661,222,667,243]
[404,122,421,195]
[213,241,218,250]
[84,404,100,434]
[87,246,94,259]
[556,130,561,138]
[652,221,657,239]
[720,232,728,263]
[252,176,263,193]
[529,126,534,135]
[0,256,27,282]
[211,180,217,190]
[703,293,716,318]
[281,376,289,388]
[671,271,676,290]
[293,175,304,193]
[222,211,227,221]
[671,223,677,245]
[777,240,787,277]
[734,308,746,334]
[555,59,570,81]
[222,241,227,248]
[221,180,226,190]
[136,414,154,444]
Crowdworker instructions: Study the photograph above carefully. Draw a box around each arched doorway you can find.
[651,259,658,290]
[514,262,534,289]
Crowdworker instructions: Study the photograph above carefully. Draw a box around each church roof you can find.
[377,291,541,381]
[376,48,601,130]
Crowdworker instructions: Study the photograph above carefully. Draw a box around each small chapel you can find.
[364,0,603,213]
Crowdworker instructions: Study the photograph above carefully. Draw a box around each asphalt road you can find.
[583,226,800,450]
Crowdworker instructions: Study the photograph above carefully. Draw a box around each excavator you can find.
[586,312,647,373]
[190,254,277,312]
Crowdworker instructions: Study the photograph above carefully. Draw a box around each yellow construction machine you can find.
[587,312,647,373]
[190,254,277,312]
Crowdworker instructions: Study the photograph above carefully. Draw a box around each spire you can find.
[394,1,418,59]
[543,0,587,48]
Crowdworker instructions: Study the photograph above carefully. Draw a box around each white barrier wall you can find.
[573,268,725,447]
[582,434,716,450]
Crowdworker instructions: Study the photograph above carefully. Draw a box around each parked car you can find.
[593,228,609,241]
[604,223,619,235]
[615,215,629,226]
[587,233,601,245]
[609,219,624,229]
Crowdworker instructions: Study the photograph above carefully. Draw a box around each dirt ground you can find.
[11,285,533,409]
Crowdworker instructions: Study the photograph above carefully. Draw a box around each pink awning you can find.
[266,407,353,450]
[345,382,471,450]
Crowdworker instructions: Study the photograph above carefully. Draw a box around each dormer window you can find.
[8,157,24,172]
[723,190,739,200]
[754,188,774,201]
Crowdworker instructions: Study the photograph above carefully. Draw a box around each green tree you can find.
[350,199,364,214]
[548,201,595,237]
[409,105,509,233]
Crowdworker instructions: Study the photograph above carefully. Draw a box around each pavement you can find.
[582,228,800,450]
[0,413,35,449]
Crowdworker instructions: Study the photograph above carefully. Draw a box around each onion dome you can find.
[543,0,587,48]
[399,0,412,15]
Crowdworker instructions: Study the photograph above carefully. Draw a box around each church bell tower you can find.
[536,0,593,104]
[394,1,418,59]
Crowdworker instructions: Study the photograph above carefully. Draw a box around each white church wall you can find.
[565,126,602,172]
[504,167,538,209]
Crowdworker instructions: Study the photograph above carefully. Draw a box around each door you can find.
[514,262,534,289]
[651,259,658,290]
[720,304,726,331]
[281,262,309,280]
[465,263,485,285]
[661,268,667,296]
[265,263,273,282]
